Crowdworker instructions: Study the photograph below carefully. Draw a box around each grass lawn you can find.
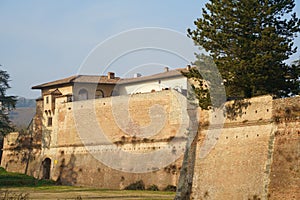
[0,167,55,187]
[0,167,175,200]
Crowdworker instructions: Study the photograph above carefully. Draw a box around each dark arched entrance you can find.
[42,158,51,179]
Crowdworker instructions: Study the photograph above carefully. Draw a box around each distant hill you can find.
[9,97,36,130]
[15,97,36,108]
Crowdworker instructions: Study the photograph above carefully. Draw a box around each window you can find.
[78,88,88,101]
[47,117,52,127]
[95,89,104,99]
[45,96,49,104]
[67,96,73,102]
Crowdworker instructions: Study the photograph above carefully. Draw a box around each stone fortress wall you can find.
[2,90,188,189]
[1,91,299,199]
[192,95,299,200]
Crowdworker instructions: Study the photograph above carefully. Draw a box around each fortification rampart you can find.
[191,95,300,200]
[1,93,299,199]
[1,90,188,189]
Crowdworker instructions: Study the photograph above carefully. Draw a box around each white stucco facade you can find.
[117,76,188,96]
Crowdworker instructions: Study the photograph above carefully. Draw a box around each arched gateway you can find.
[42,158,51,179]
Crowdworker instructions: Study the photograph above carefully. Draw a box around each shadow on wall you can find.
[225,99,251,120]
[4,99,48,176]
[5,128,42,175]
[0,137,3,165]
[56,151,78,185]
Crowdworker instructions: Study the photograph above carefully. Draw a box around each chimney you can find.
[186,65,191,70]
[164,67,169,72]
[107,72,115,79]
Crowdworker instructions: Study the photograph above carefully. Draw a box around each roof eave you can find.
[31,82,74,90]
[118,72,184,85]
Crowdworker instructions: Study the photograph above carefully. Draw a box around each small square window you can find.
[47,117,52,127]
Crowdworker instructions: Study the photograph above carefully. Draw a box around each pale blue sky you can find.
[0,1,299,98]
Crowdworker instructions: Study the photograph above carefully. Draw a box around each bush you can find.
[0,167,7,174]
[147,184,159,191]
[124,180,145,190]
[164,185,176,192]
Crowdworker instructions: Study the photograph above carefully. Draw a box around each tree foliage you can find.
[187,0,300,99]
[182,54,225,110]
[0,69,17,136]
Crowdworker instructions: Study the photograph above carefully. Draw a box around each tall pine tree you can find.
[188,0,300,98]
[175,1,300,199]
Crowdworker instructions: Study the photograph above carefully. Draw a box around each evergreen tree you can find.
[182,54,226,110]
[188,0,300,98]
[286,58,300,95]
[0,69,17,136]
[176,1,300,199]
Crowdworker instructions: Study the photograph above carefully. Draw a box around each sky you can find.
[0,0,299,98]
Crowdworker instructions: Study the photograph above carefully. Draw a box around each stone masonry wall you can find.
[191,96,299,200]
[267,97,300,200]
[1,93,299,197]
[48,90,187,189]
[1,99,44,178]
[1,90,187,189]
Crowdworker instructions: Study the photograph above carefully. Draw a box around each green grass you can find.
[0,167,175,199]
[0,167,55,187]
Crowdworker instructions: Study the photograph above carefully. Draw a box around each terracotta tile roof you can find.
[118,68,187,85]
[73,75,120,84]
[32,68,188,89]
[32,75,78,89]
[32,75,120,89]
[43,88,63,95]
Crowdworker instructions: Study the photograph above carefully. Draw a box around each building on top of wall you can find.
[29,66,190,147]
[116,67,189,96]
[31,66,190,105]
[31,72,121,130]
[30,67,190,132]
[1,66,192,187]
[32,72,120,102]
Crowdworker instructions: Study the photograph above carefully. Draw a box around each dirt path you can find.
[0,187,175,200]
